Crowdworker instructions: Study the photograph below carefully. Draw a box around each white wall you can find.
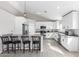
[0,9,36,35]
[14,17,36,35]
[28,20,36,35]
[14,17,26,34]
[0,9,16,35]
[54,21,60,29]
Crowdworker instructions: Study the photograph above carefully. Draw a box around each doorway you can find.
[22,24,29,35]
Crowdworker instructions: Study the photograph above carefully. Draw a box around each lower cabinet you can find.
[60,35,79,52]
[0,38,2,53]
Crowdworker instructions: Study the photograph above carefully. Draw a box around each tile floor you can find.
[0,39,79,57]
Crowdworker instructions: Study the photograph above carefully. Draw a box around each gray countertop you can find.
[59,32,79,37]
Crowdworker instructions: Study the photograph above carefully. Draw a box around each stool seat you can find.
[3,41,13,44]
[33,41,40,44]
[23,41,30,44]
[13,40,21,44]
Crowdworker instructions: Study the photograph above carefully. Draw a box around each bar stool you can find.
[21,35,30,53]
[1,36,13,53]
[10,36,21,53]
[32,36,40,52]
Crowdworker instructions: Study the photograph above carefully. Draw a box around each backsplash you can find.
[64,29,79,36]
[73,29,79,36]
[59,29,79,36]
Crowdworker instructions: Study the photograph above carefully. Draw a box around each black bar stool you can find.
[1,36,13,54]
[32,36,40,52]
[10,36,21,53]
[21,35,30,53]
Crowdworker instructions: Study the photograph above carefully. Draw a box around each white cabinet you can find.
[67,36,79,51]
[0,38,2,53]
[61,10,79,29]
[61,35,79,52]
[60,35,68,49]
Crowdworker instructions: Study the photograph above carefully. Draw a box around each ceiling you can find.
[0,1,79,21]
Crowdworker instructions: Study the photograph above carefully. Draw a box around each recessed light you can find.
[57,6,60,9]
[44,10,47,13]
[36,12,42,15]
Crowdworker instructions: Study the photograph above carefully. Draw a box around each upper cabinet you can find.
[61,10,79,29]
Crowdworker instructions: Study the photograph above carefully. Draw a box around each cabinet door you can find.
[0,38,2,53]
[68,37,79,51]
[60,36,65,46]
[61,36,68,49]
[63,36,68,48]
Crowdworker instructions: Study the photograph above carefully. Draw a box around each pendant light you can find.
[24,1,27,16]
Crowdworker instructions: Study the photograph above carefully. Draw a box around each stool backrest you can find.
[32,36,40,41]
[10,36,19,41]
[21,35,29,42]
[1,36,9,43]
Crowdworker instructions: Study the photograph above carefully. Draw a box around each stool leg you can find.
[39,43,40,51]
[29,43,30,52]
[7,44,9,53]
[13,44,15,52]
[32,44,33,53]
[18,43,19,50]
[23,44,25,53]
[37,44,38,51]
[33,44,34,51]
[12,44,13,51]
[20,43,21,51]
[2,44,4,54]
[14,44,16,53]
[36,44,38,53]
[8,44,10,53]
[34,44,35,51]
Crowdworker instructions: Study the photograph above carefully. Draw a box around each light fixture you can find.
[44,10,47,13]
[24,1,27,17]
[57,6,60,9]
[36,12,41,15]
[24,12,27,16]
